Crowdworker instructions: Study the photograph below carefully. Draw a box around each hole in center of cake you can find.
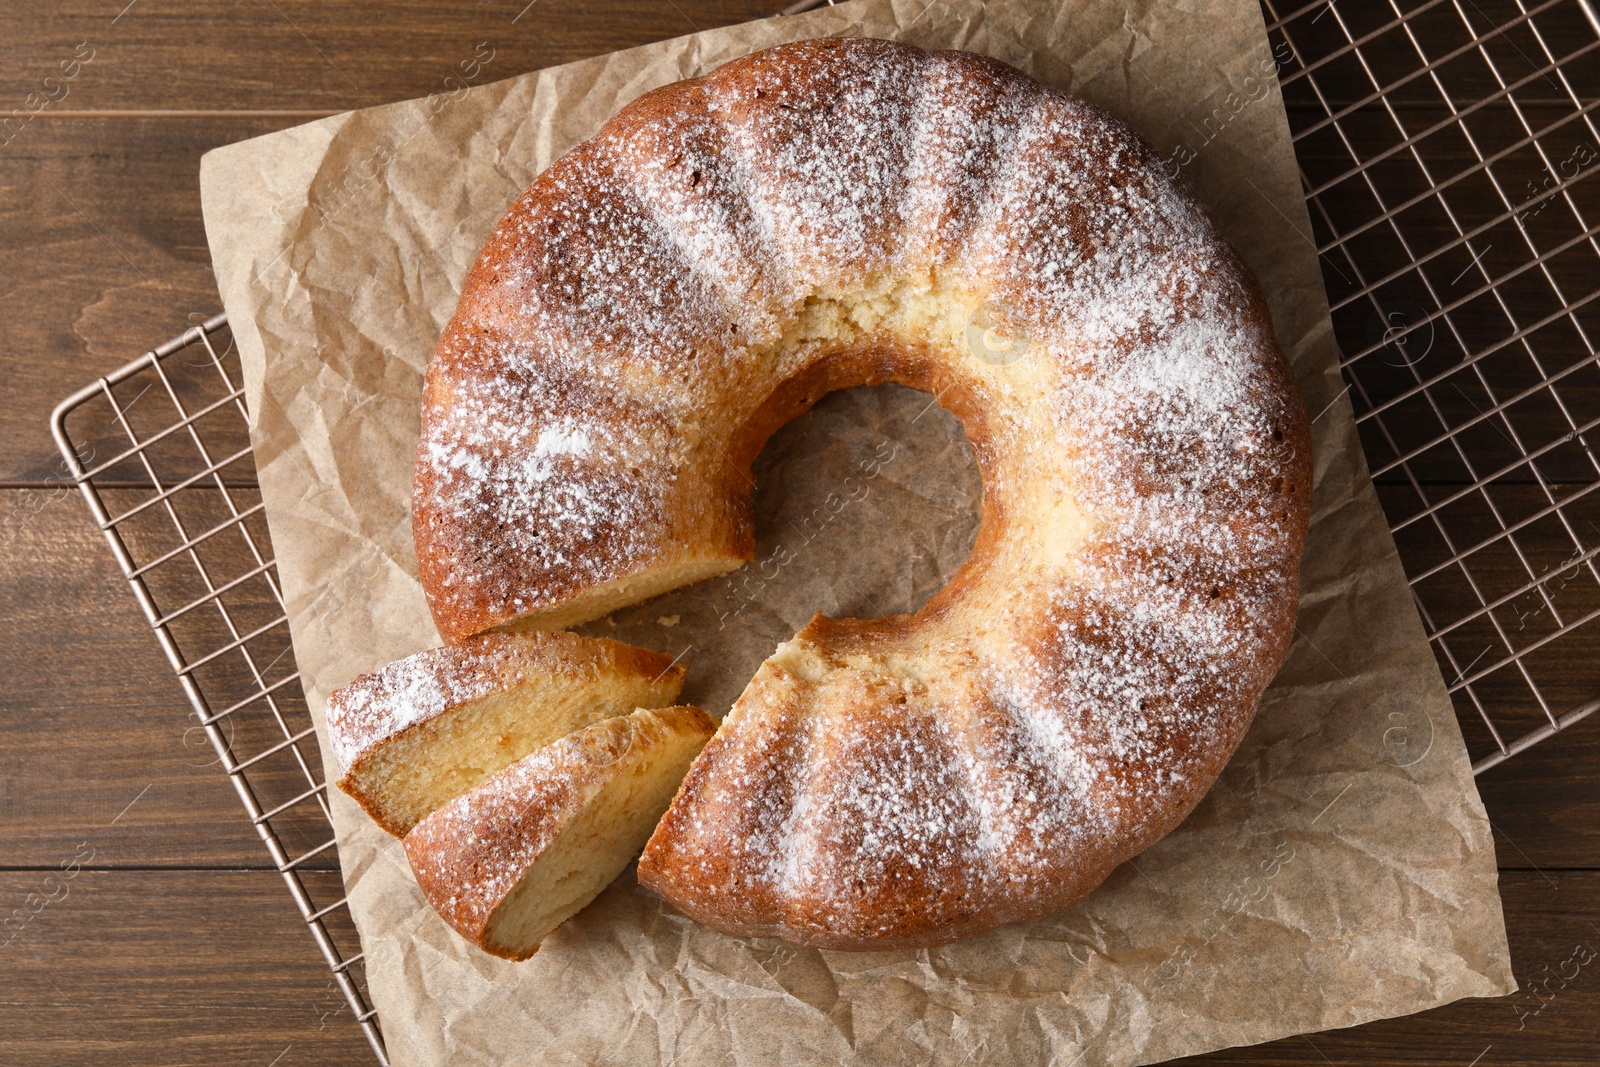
[574,382,982,718]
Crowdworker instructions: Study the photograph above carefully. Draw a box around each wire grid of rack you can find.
[48,315,387,1065]
[43,0,1600,1060]
[1261,0,1600,771]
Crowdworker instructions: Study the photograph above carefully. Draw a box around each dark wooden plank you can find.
[0,1,764,115]
[1479,712,1600,874]
[0,116,297,485]
[0,489,335,869]
[0,869,370,1067]
[1378,482,1600,769]
[1,0,1590,115]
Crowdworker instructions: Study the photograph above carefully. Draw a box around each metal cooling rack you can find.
[45,0,1600,1059]
[1261,0,1600,771]
[48,315,388,1065]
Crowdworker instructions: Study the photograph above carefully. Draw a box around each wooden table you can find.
[2,2,1596,1064]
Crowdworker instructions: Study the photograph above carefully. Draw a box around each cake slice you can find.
[403,705,715,960]
[325,631,684,835]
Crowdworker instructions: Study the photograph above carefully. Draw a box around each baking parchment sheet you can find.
[198,1,1516,1063]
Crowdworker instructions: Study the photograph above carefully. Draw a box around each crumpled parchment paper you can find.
[198,1,1516,1063]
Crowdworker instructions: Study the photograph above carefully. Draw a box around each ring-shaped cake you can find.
[413,36,1312,949]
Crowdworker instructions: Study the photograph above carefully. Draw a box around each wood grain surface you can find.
[1,2,1596,1066]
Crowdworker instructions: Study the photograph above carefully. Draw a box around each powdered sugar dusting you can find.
[416,330,685,627]
[709,40,922,290]
[327,639,523,777]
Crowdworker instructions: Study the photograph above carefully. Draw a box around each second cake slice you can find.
[404,705,716,960]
